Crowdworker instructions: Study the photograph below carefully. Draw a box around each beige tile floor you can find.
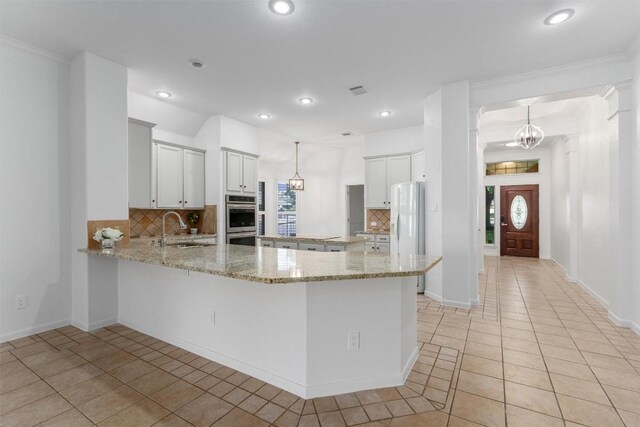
[1,256,640,426]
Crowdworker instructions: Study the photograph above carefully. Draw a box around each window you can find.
[257,181,265,236]
[485,186,495,244]
[486,160,539,176]
[277,180,296,236]
[510,195,528,229]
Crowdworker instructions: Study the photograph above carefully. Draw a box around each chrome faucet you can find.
[161,211,187,247]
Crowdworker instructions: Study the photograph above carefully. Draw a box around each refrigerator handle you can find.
[396,214,400,241]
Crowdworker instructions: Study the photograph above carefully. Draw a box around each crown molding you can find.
[0,35,67,63]
[471,53,629,91]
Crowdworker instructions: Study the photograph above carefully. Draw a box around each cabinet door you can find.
[183,149,205,209]
[226,152,243,193]
[242,155,257,194]
[365,158,387,208]
[275,241,298,249]
[377,243,390,253]
[387,155,412,188]
[411,151,426,181]
[128,120,153,208]
[156,144,183,208]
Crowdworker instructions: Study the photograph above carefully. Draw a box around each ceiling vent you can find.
[341,132,353,137]
[349,85,368,96]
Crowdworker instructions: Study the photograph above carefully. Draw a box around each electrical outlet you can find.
[16,295,27,310]
[371,221,377,226]
[347,331,360,350]
[208,310,216,326]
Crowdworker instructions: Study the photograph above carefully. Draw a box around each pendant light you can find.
[514,105,544,150]
[289,141,304,191]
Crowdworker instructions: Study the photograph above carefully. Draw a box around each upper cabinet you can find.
[128,117,205,209]
[183,150,205,208]
[225,150,258,195]
[364,150,424,209]
[155,141,206,209]
[128,118,155,209]
[364,155,411,208]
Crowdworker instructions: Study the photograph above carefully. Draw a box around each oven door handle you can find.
[227,204,256,209]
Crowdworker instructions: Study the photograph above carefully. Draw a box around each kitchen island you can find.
[82,241,441,398]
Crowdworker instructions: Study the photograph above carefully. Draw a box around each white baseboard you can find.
[119,317,416,399]
[0,319,70,343]
[423,290,442,303]
[441,298,472,309]
[71,317,118,332]
[549,258,639,337]
[608,311,640,337]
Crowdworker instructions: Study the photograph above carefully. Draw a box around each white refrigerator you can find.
[390,181,426,293]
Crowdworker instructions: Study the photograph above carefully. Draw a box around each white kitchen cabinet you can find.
[155,141,206,209]
[365,158,387,208]
[128,118,155,208]
[387,155,411,187]
[242,156,257,194]
[411,150,426,181]
[260,239,275,248]
[183,150,205,208]
[377,243,390,253]
[225,150,258,195]
[156,143,184,209]
[299,243,325,252]
[364,155,411,209]
[275,241,298,250]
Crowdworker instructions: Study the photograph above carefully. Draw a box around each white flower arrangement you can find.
[93,227,124,242]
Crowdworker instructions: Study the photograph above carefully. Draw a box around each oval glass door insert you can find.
[510,195,528,229]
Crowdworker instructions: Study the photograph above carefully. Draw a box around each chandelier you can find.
[514,105,544,149]
[289,141,304,191]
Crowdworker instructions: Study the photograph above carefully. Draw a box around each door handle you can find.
[501,223,508,226]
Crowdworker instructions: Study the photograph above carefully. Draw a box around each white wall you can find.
[483,147,552,259]
[258,136,365,237]
[549,139,570,268]
[632,48,640,332]
[576,98,611,305]
[0,40,72,340]
[127,91,207,146]
[364,125,423,157]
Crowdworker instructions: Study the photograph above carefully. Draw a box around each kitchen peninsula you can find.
[82,241,441,398]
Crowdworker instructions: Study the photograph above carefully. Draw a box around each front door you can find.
[500,185,539,257]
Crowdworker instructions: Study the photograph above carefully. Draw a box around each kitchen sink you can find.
[166,242,215,249]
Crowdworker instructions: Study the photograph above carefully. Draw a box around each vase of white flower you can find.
[93,227,124,250]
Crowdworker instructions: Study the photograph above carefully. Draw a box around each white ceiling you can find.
[1,1,638,142]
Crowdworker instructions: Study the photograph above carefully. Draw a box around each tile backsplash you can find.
[366,209,391,232]
[129,205,217,238]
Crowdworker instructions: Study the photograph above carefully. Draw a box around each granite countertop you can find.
[261,235,367,245]
[80,240,441,284]
[355,231,390,235]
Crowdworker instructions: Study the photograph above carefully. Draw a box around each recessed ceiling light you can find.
[299,97,314,105]
[379,111,391,117]
[544,9,574,25]
[505,142,519,147]
[258,113,271,119]
[156,91,172,99]
[189,59,206,69]
[269,0,294,15]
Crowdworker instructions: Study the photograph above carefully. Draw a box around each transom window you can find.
[486,160,539,176]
